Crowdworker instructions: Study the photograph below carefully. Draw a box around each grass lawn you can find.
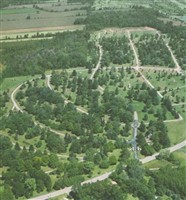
[162,86,186,104]
[0,74,40,92]
[131,30,157,43]
[167,120,186,145]
[143,159,172,169]
[0,166,8,175]
[50,194,68,200]
[172,148,186,167]
[141,69,185,91]
[167,105,186,145]
[127,194,139,200]
[1,8,37,15]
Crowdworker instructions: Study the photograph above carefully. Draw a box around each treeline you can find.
[1,31,98,77]
[76,7,162,30]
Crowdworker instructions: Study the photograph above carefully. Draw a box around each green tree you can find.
[1,185,15,200]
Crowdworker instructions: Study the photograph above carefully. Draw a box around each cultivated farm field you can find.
[0,0,87,39]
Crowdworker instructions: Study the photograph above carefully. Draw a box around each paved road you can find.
[90,44,103,80]
[127,30,140,68]
[11,84,23,112]
[29,140,186,200]
[141,140,186,164]
[46,75,52,90]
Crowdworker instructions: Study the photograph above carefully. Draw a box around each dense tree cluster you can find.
[135,34,174,67]
[169,35,186,70]
[0,134,53,199]
[78,8,162,31]
[100,36,134,66]
[137,119,170,156]
[70,179,125,200]
[1,111,34,135]
[72,159,186,200]
[0,91,9,115]
[80,7,186,39]
[1,31,98,77]
[152,166,186,199]
[71,160,155,200]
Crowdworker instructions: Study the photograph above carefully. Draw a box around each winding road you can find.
[11,84,23,112]
[10,78,65,137]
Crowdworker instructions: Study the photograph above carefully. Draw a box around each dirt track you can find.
[1,25,84,35]
[99,26,156,33]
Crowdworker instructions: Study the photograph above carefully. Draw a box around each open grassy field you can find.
[167,120,186,145]
[166,104,186,145]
